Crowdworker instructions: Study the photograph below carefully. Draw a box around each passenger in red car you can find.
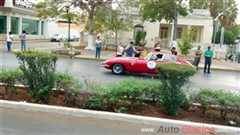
[125,41,138,57]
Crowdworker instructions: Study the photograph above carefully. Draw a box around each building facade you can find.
[0,0,47,41]
[118,9,213,49]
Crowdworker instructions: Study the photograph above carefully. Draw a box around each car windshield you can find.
[143,52,164,61]
[143,52,154,61]
[53,34,59,36]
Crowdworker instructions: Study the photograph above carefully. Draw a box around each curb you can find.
[198,67,240,72]
[1,100,240,134]
[59,55,107,61]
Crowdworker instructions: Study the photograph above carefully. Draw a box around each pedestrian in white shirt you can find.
[6,31,13,52]
[116,42,124,57]
[95,36,102,58]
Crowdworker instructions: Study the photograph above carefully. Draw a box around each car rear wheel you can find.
[111,64,125,75]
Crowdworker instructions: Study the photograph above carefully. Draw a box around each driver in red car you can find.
[124,41,139,57]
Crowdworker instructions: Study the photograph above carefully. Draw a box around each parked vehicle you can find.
[50,34,67,42]
[70,35,79,42]
[102,52,195,75]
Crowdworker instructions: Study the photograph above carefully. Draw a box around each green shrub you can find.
[190,89,240,120]
[190,88,218,114]
[55,70,75,91]
[156,63,196,116]
[55,72,103,108]
[0,68,23,94]
[14,50,59,103]
[55,71,84,107]
[62,41,71,48]
[87,77,162,112]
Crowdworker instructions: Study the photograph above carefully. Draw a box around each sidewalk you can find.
[12,47,240,72]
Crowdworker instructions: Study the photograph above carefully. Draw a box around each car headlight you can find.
[102,60,109,66]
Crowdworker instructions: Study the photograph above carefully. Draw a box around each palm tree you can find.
[209,0,238,46]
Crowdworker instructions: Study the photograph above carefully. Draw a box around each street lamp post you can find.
[66,6,70,47]
[212,13,224,58]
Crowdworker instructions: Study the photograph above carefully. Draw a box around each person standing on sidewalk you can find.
[116,42,124,57]
[194,45,203,70]
[19,30,26,51]
[204,46,213,74]
[124,41,138,57]
[6,31,13,52]
[95,36,102,58]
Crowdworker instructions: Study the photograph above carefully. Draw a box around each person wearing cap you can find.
[124,41,138,57]
[204,46,213,74]
[194,45,203,70]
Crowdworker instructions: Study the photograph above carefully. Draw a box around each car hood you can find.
[108,57,140,61]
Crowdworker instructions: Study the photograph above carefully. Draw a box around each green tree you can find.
[191,0,209,9]
[226,24,240,38]
[91,5,134,46]
[215,28,235,45]
[207,0,238,46]
[135,30,147,46]
[139,0,192,47]
[34,0,113,50]
[178,28,196,57]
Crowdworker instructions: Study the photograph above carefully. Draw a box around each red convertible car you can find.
[102,52,195,75]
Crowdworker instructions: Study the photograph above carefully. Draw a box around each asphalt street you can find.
[0,42,240,92]
[0,107,161,135]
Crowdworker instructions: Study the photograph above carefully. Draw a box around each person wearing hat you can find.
[204,46,213,74]
[124,41,138,57]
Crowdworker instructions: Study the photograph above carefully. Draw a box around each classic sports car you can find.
[102,52,195,75]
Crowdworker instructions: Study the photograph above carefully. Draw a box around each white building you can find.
[118,9,214,49]
[0,0,81,42]
[0,0,47,41]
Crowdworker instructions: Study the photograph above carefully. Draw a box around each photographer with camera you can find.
[125,41,139,57]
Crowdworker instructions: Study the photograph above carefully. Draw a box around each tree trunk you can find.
[115,30,118,46]
[217,27,225,59]
[171,0,178,49]
[85,11,95,50]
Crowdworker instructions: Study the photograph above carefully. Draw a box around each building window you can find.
[133,25,144,39]
[22,19,38,35]
[11,17,19,34]
[176,28,182,39]
[0,16,6,34]
[41,21,44,35]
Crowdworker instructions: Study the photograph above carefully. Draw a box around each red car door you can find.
[134,58,159,74]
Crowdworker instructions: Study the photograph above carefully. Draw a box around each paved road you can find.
[1,42,240,92]
[1,107,216,135]
[0,107,161,135]
[1,51,240,92]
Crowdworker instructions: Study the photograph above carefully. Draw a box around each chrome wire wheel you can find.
[111,64,124,75]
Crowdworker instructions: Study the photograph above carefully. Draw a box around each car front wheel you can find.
[111,64,125,75]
